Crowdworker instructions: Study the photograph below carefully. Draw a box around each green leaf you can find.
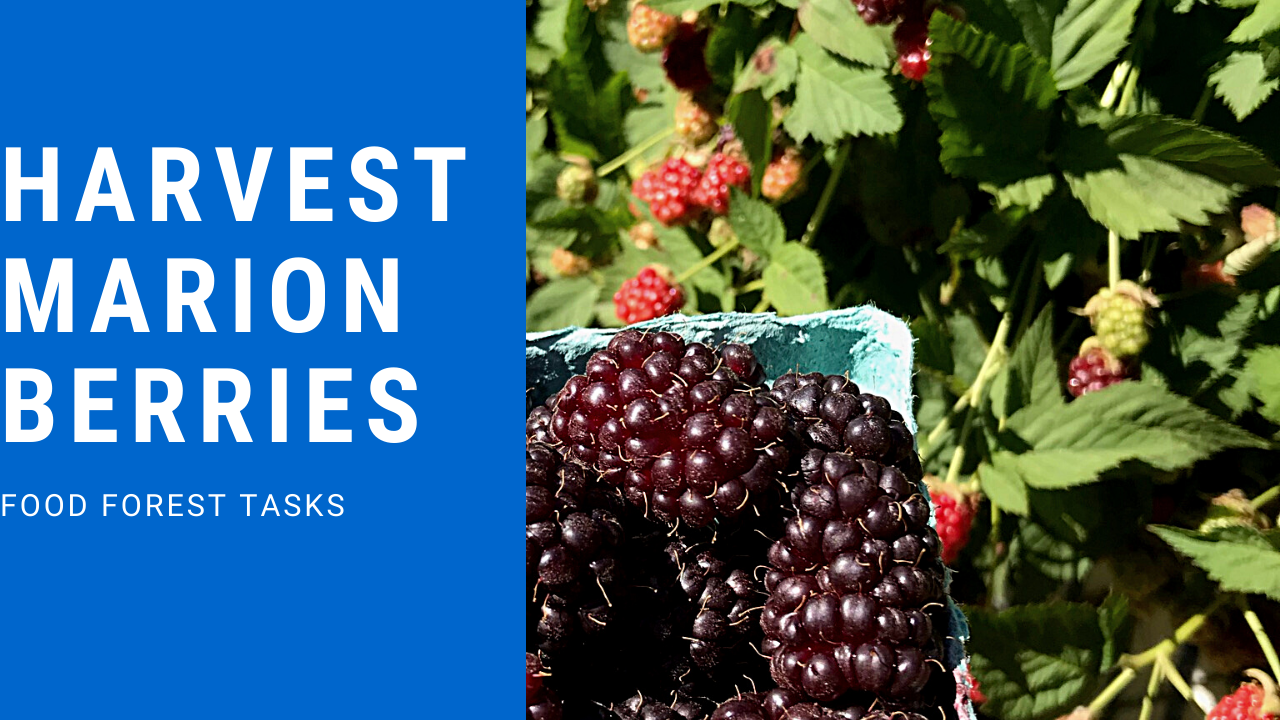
[1050,0,1141,90]
[728,90,773,190]
[966,601,1127,720]
[963,0,1066,57]
[644,0,770,11]
[1000,381,1268,488]
[940,206,1028,259]
[985,175,1057,211]
[532,0,570,56]
[1150,525,1280,601]
[999,307,1063,418]
[925,13,1059,185]
[783,34,903,143]
[1096,594,1131,672]
[733,39,799,99]
[762,242,830,315]
[1229,0,1280,42]
[1244,345,1280,423]
[796,0,892,67]
[1064,154,1237,240]
[728,188,785,258]
[526,277,602,331]
[978,458,1031,515]
[706,6,759,94]
[1210,52,1280,121]
[1103,113,1280,187]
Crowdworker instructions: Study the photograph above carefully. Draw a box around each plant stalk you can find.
[1138,660,1164,720]
[800,141,851,246]
[598,127,675,177]
[1242,598,1280,683]
[677,238,740,284]
[1252,484,1280,511]
[1109,230,1122,289]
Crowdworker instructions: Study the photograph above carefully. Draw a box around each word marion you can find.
[5,257,416,444]
[5,146,465,222]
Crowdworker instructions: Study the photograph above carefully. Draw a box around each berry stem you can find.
[676,237,740,284]
[1108,230,1122,289]
[1156,653,1205,711]
[1251,483,1280,511]
[800,140,851,246]
[1090,601,1225,714]
[1090,667,1138,714]
[1137,656,1163,720]
[598,127,676,177]
[739,279,766,294]
[1240,596,1280,683]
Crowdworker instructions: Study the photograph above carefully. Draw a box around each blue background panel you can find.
[0,2,524,716]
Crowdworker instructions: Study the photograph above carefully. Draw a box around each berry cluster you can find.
[526,331,958,720]
[1206,671,1280,720]
[924,477,978,566]
[627,3,679,53]
[632,153,751,228]
[849,0,943,80]
[614,266,685,324]
[762,149,805,202]
[1065,344,1134,398]
[536,330,786,528]
[634,157,704,227]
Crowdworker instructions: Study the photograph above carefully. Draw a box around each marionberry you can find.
[664,23,713,92]
[614,266,685,324]
[633,157,703,226]
[691,153,752,215]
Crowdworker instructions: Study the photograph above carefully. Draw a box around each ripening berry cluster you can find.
[851,0,953,80]
[526,331,959,720]
[632,154,752,228]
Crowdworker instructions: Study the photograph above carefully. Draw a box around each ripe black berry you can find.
[527,443,629,650]
[761,388,947,707]
[663,23,713,92]
[543,330,787,529]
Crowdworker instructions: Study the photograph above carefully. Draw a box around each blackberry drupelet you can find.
[542,330,788,529]
[710,690,933,720]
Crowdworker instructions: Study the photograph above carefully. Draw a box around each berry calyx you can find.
[1207,671,1280,720]
[761,148,805,202]
[925,476,979,566]
[633,157,703,226]
[691,152,752,215]
[1066,338,1134,398]
[551,247,592,277]
[1200,489,1272,532]
[675,93,718,145]
[664,23,713,92]
[628,2,678,53]
[556,163,598,204]
[614,265,685,324]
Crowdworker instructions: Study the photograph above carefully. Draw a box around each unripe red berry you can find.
[613,265,684,323]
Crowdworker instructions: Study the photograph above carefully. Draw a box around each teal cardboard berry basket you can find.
[526,307,976,720]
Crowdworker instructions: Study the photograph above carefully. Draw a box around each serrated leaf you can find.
[925,13,1058,185]
[762,242,830,315]
[1001,307,1063,418]
[1097,594,1131,671]
[1065,154,1237,239]
[1150,525,1280,601]
[1244,345,1280,422]
[526,277,602,331]
[1036,191,1105,289]
[1000,381,1268,487]
[941,206,1028,258]
[1103,113,1280,187]
[966,602,1119,720]
[728,188,785,258]
[978,459,1031,515]
[706,6,759,94]
[1229,0,1280,42]
[783,34,903,143]
[527,115,549,184]
[985,175,1057,211]
[962,0,1067,57]
[533,0,570,56]
[797,0,892,67]
[1211,52,1280,121]
[734,39,800,99]
[1050,0,1141,90]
